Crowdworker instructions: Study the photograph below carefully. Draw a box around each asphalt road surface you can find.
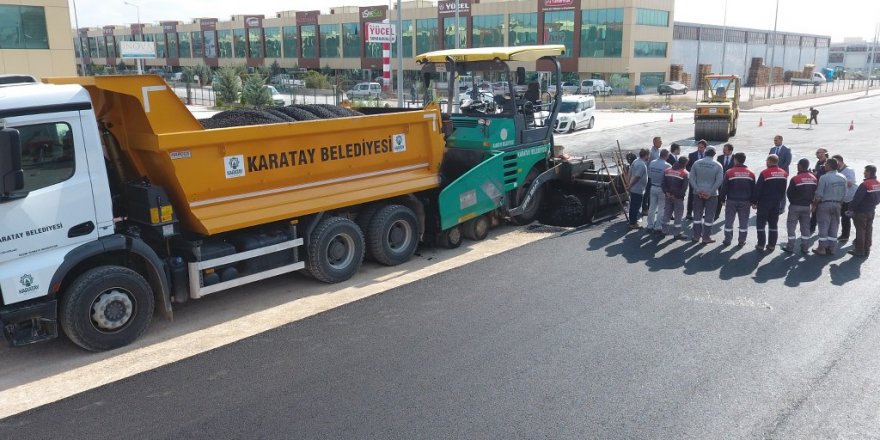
[2,91,879,438]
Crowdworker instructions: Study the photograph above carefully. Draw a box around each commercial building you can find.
[828,38,879,78]
[0,0,76,78]
[73,0,677,92]
[671,22,830,86]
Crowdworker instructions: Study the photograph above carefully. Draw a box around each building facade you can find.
[828,38,880,78]
[73,0,677,92]
[671,22,830,88]
[0,0,76,78]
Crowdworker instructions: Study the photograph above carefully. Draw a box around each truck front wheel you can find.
[60,266,154,351]
[306,217,365,283]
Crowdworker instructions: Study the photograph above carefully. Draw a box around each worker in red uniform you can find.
[847,165,880,257]
[751,154,788,251]
[781,159,818,254]
[719,152,755,246]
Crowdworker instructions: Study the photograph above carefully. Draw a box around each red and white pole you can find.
[383,42,391,93]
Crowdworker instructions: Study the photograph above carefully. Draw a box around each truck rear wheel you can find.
[60,266,154,351]
[306,217,365,283]
[462,214,490,241]
[366,204,419,266]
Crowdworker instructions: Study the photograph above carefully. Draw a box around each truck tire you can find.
[511,167,546,225]
[306,217,365,283]
[59,266,155,351]
[462,214,490,241]
[366,204,419,266]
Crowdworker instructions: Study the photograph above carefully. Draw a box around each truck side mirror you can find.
[516,67,526,85]
[0,127,25,196]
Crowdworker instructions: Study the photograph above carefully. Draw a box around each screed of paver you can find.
[0,228,555,419]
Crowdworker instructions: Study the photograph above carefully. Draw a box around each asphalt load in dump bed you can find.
[199,105,364,129]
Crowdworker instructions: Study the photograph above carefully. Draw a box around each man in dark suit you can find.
[667,143,681,166]
[715,143,735,220]
[686,140,708,220]
[770,134,792,213]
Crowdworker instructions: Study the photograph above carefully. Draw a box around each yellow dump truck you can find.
[0,74,446,351]
[0,46,622,351]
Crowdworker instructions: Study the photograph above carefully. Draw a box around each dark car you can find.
[657,81,688,95]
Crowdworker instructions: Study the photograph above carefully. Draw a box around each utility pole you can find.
[71,0,86,76]
[720,0,728,74]
[124,1,142,74]
[396,0,404,107]
[454,0,460,49]
[868,23,879,95]
[766,0,779,98]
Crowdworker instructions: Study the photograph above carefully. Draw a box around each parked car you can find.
[657,81,689,95]
[348,82,382,98]
[548,81,580,95]
[579,79,613,96]
[553,95,596,133]
[264,85,285,106]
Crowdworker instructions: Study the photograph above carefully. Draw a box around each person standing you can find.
[715,143,735,220]
[769,135,792,214]
[685,140,708,220]
[752,154,789,251]
[719,152,755,246]
[810,148,829,233]
[667,143,681,166]
[809,106,819,125]
[661,156,690,240]
[812,158,848,256]
[646,149,671,233]
[781,159,818,254]
[847,165,880,257]
[643,137,663,215]
[834,155,857,243]
[689,147,724,243]
[626,148,650,230]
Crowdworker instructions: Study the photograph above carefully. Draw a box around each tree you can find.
[213,66,242,106]
[241,72,272,107]
[191,65,212,86]
[303,70,330,89]
[270,60,282,78]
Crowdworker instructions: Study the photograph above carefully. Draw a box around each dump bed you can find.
[46,75,445,235]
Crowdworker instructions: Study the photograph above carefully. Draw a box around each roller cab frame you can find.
[694,74,741,142]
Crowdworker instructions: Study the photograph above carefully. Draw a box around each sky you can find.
[71,0,880,42]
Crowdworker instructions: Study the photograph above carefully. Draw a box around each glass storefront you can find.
[543,10,574,57]
[264,27,281,58]
[204,31,218,58]
[472,15,503,48]
[282,26,297,58]
[416,18,438,54]
[342,23,360,58]
[248,28,263,58]
[443,16,466,49]
[233,29,246,58]
[191,31,203,58]
[319,24,340,58]
[509,13,537,46]
[301,25,316,58]
[634,41,667,57]
[392,20,413,59]
[580,8,623,57]
[217,30,232,58]
[178,32,191,59]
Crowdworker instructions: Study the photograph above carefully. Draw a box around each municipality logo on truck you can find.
[225,155,246,178]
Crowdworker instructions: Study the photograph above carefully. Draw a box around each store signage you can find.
[544,0,574,7]
[438,0,471,15]
[366,23,396,43]
[245,16,262,28]
[120,41,157,59]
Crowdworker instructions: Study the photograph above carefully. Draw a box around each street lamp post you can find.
[766,0,779,99]
[71,0,86,76]
[123,1,142,74]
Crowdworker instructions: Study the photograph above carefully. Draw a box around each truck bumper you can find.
[0,300,58,347]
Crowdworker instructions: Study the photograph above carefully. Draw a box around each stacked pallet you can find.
[746,57,766,86]
[696,64,712,89]
[669,64,684,82]
[771,67,784,84]
[680,72,692,89]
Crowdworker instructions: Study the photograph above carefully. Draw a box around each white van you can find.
[579,79,613,96]
[554,95,596,133]
[348,82,382,98]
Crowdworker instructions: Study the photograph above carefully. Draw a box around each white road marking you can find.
[0,228,553,419]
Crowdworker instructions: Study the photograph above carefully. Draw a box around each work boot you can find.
[812,248,827,255]
[780,245,794,253]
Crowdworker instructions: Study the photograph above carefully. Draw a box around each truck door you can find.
[0,112,101,306]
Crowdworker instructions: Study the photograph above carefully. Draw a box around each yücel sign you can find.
[366,23,396,43]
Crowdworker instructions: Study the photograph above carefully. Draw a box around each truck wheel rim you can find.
[328,234,355,269]
[388,220,413,251]
[91,288,134,331]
